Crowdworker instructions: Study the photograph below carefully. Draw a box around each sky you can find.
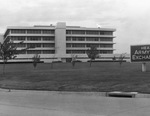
[0,0,150,53]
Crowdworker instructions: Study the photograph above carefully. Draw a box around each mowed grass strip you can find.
[0,62,150,93]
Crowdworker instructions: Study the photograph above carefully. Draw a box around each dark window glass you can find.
[86,37,99,41]
[27,37,41,41]
[42,43,54,47]
[100,38,113,41]
[27,50,41,54]
[27,30,41,34]
[72,30,85,34]
[100,50,113,54]
[42,30,54,34]
[100,44,113,48]
[11,36,26,41]
[43,37,54,41]
[66,37,71,41]
[66,30,72,34]
[86,31,99,35]
[43,50,55,54]
[100,31,112,35]
[11,29,26,34]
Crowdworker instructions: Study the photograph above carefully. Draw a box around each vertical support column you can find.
[55,22,66,59]
[25,36,27,54]
[142,62,146,72]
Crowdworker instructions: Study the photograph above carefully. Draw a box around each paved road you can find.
[0,89,150,116]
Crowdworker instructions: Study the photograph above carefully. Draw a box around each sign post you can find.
[142,62,146,72]
[130,44,150,72]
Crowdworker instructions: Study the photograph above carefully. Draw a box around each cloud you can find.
[0,0,124,26]
[0,0,150,53]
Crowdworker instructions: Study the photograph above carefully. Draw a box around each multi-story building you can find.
[3,22,116,62]
[0,34,3,43]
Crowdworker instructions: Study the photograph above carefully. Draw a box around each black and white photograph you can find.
[0,0,150,115]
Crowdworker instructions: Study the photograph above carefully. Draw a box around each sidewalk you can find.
[0,89,150,116]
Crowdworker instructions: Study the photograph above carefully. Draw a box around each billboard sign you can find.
[131,44,150,62]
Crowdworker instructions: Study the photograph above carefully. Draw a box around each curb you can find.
[1,88,150,98]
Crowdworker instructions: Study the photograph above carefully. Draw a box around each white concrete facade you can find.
[55,22,67,62]
[3,22,117,62]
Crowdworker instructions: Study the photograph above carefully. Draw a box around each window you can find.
[78,37,85,41]
[100,38,113,41]
[66,30,72,34]
[100,44,113,48]
[27,30,41,34]
[66,43,72,47]
[100,50,113,54]
[11,36,26,41]
[42,37,54,41]
[27,50,41,54]
[72,30,85,34]
[35,43,41,47]
[42,30,54,34]
[27,43,41,48]
[17,50,26,54]
[66,37,71,41]
[27,37,41,41]
[67,50,86,54]
[72,50,85,54]
[11,29,26,34]
[86,44,99,47]
[16,43,26,47]
[42,43,54,47]
[72,37,85,41]
[27,43,34,48]
[100,31,112,35]
[43,50,55,54]
[72,37,77,41]
[72,44,85,47]
[66,50,72,54]
[86,37,99,41]
[86,31,99,35]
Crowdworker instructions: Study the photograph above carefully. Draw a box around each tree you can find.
[118,53,126,67]
[71,54,77,68]
[51,54,55,69]
[86,45,99,67]
[0,38,27,74]
[112,56,116,62]
[32,54,40,69]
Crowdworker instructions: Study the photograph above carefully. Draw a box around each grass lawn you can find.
[1,62,150,93]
